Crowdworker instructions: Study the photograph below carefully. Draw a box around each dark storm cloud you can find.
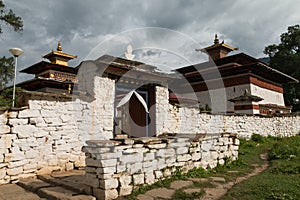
[1,0,299,83]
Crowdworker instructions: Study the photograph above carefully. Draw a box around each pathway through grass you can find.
[127,134,300,200]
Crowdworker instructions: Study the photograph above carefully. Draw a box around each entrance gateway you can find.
[114,86,156,138]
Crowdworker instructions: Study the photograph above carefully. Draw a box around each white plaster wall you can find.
[250,84,285,106]
[196,84,251,113]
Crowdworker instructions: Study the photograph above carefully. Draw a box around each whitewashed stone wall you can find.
[82,133,239,200]
[0,77,115,184]
[162,105,300,138]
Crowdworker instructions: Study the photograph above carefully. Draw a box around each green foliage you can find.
[251,133,265,143]
[0,1,23,90]
[199,104,212,112]
[266,192,296,200]
[0,87,21,107]
[264,25,300,111]
[269,134,300,160]
[269,143,298,160]
[0,0,23,34]
[270,164,300,174]
[185,167,207,178]
[0,56,14,90]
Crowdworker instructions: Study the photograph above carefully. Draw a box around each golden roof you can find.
[42,41,77,66]
[196,34,238,52]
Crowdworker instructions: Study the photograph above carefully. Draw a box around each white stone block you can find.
[156,148,175,158]
[0,134,16,149]
[176,147,189,154]
[133,173,144,185]
[96,166,116,174]
[100,178,119,189]
[5,151,25,162]
[191,152,201,161]
[8,118,28,125]
[119,174,132,186]
[177,154,191,162]
[0,125,10,135]
[157,158,167,169]
[145,172,155,185]
[127,162,143,174]
[95,152,122,160]
[18,109,40,118]
[218,159,225,165]
[7,166,23,175]
[23,163,37,171]
[165,157,176,167]
[119,153,143,164]
[65,162,74,171]
[93,188,118,200]
[12,125,37,138]
[7,159,28,168]
[0,168,6,179]
[154,170,163,179]
[143,160,158,171]
[86,158,117,167]
[211,151,219,160]
[8,111,18,118]
[116,163,126,173]
[119,186,133,196]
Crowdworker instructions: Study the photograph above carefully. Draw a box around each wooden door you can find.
[129,92,148,137]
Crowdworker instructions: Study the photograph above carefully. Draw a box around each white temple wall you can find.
[250,83,285,106]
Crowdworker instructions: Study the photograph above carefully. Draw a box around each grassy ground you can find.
[221,134,300,200]
[128,133,300,199]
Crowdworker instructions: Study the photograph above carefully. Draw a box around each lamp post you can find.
[9,48,24,107]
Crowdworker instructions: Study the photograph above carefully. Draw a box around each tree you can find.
[264,25,300,111]
[0,56,13,90]
[0,0,23,106]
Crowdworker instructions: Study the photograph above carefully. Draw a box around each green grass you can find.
[128,134,300,200]
[221,133,300,200]
[172,188,205,200]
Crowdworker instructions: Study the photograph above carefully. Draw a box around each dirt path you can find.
[199,153,269,200]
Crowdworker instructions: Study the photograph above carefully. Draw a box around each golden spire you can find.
[214,34,219,44]
[57,41,62,52]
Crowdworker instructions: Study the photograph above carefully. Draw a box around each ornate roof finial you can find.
[57,41,62,52]
[214,34,219,44]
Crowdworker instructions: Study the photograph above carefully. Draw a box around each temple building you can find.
[16,36,298,116]
[175,34,298,114]
[17,42,78,94]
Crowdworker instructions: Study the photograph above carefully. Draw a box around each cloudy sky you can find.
[1,0,300,83]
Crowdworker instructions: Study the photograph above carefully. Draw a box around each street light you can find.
[9,48,24,107]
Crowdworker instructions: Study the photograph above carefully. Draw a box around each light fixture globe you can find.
[9,48,24,57]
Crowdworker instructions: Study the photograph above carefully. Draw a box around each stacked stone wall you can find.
[82,133,239,199]
[0,77,115,184]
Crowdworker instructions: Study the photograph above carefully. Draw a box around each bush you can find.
[269,143,298,160]
[251,134,265,143]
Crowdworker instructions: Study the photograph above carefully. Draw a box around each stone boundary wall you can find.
[162,106,300,138]
[0,77,115,184]
[156,87,300,138]
[82,133,239,200]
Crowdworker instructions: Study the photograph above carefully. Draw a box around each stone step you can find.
[37,186,95,200]
[17,176,95,200]
[37,174,90,194]
[17,177,52,192]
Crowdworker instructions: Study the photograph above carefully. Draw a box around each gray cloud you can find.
[1,0,299,83]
